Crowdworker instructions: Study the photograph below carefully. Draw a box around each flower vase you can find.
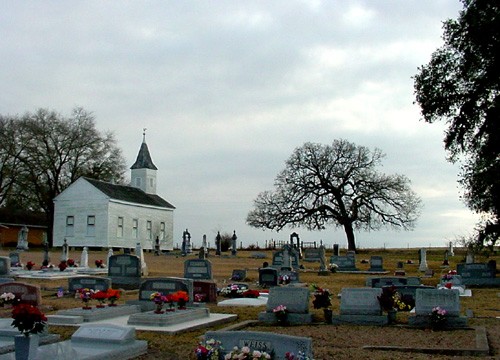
[154,303,164,314]
[14,334,39,360]
[323,308,333,324]
[387,310,397,324]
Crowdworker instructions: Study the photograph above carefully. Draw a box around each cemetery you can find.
[0,245,497,359]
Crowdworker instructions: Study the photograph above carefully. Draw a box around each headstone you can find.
[442,250,449,266]
[42,233,50,265]
[215,231,221,255]
[0,257,10,276]
[368,256,385,272]
[466,250,475,264]
[107,254,142,290]
[231,231,238,256]
[329,255,358,271]
[408,288,467,328]
[61,238,69,262]
[135,242,148,276]
[202,234,208,257]
[331,288,387,325]
[279,269,300,283]
[448,241,454,257]
[184,259,213,280]
[107,248,114,265]
[198,247,206,260]
[333,244,339,256]
[182,229,192,255]
[272,246,300,270]
[131,277,194,310]
[418,248,428,272]
[258,267,278,287]
[193,280,217,303]
[80,246,89,268]
[8,252,21,267]
[231,269,247,281]
[204,331,313,360]
[365,276,421,288]
[0,282,41,306]
[258,287,312,324]
[16,225,29,251]
[456,262,500,286]
[303,248,322,262]
[68,276,111,293]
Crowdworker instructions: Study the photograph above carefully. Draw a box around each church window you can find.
[86,215,95,236]
[160,222,165,240]
[146,220,152,240]
[117,217,124,238]
[135,177,141,187]
[132,219,138,238]
[65,216,74,236]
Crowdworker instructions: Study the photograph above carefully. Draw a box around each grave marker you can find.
[329,255,358,271]
[184,259,212,280]
[258,287,312,324]
[331,287,387,325]
[0,281,41,306]
[68,276,111,293]
[368,256,385,272]
[0,257,10,276]
[258,267,278,287]
[107,254,141,290]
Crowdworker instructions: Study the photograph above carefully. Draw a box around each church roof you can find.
[130,141,158,170]
[84,177,175,209]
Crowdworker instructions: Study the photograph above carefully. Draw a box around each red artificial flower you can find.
[11,304,47,336]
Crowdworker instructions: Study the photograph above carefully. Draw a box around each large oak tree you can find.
[246,140,422,252]
[414,0,499,248]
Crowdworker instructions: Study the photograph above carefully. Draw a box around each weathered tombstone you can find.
[107,248,114,265]
[202,234,208,257]
[231,269,247,281]
[80,246,89,268]
[448,241,454,257]
[272,245,300,270]
[331,288,387,325]
[215,231,222,255]
[68,276,112,293]
[107,254,142,290]
[456,262,500,286]
[258,267,278,287]
[0,281,41,306]
[418,248,428,272]
[128,277,194,311]
[16,225,29,251]
[8,252,21,267]
[365,276,421,288]
[182,229,192,255]
[42,232,50,265]
[279,269,300,283]
[329,255,358,271]
[198,247,206,260]
[368,256,385,272]
[0,257,11,276]
[408,288,467,328]
[466,250,475,264]
[333,244,339,256]
[204,331,313,360]
[135,242,148,276]
[184,259,213,280]
[289,232,302,258]
[61,238,69,262]
[231,231,237,256]
[395,261,405,276]
[258,287,312,324]
[303,248,322,262]
[193,280,217,303]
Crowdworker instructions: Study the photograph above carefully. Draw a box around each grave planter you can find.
[323,308,333,324]
[14,334,39,360]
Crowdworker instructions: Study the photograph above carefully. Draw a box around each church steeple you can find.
[130,129,157,194]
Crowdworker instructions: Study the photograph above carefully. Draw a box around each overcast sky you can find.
[1,1,479,249]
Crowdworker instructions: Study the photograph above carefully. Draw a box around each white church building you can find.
[52,135,175,251]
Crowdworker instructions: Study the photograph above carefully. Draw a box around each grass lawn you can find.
[1,247,498,359]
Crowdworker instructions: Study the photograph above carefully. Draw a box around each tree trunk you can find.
[343,222,356,252]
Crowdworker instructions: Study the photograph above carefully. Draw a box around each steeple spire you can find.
[131,130,157,170]
[130,129,158,194]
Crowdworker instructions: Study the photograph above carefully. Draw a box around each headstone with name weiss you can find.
[204,331,313,360]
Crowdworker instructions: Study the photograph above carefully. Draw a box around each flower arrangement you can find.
[242,289,260,298]
[95,259,105,268]
[150,292,167,313]
[11,304,47,337]
[106,289,121,306]
[195,338,223,360]
[220,284,248,298]
[194,293,207,303]
[285,351,312,360]
[25,261,35,271]
[91,290,108,307]
[165,294,176,311]
[58,261,68,272]
[224,346,271,360]
[67,259,76,267]
[0,292,16,307]
[311,284,331,309]
[441,269,457,281]
[273,304,288,324]
[279,274,290,285]
[173,290,189,309]
[430,306,447,328]
[79,288,94,309]
[377,286,397,312]
[328,263,338,273]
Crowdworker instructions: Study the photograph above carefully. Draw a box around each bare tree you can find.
[0,116,25,206]
[3,107,127,246]
[247,140,422,252]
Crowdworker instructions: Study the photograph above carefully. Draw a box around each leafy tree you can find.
[246,140,422,252]
[413,0,499,248]
[1,107,127,246]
